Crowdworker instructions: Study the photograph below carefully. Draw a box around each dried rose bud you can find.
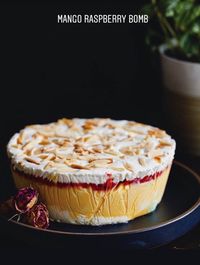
[25,203,49,229]
[14,187,38,213]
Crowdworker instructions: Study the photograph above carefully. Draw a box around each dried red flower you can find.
[14,187,38,213]
[25,203,49,229]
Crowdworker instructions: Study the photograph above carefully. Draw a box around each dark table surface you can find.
[0,153,199,251]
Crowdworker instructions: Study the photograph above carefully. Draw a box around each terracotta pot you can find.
[160,45,200,155]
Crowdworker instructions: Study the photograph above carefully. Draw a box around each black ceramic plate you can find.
[2,161,200,249]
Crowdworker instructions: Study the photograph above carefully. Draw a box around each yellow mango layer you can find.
[12,167,170,225]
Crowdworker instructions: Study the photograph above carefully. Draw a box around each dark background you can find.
[1,1,164,199]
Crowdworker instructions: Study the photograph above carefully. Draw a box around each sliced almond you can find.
[24,149,32,156]
[37,136,48,145]
[38,153,56,161]
[54,156,67,164]
[17,133,22,144]
[70,164,89,169]
[157,140,172,148]
[120,146,137,156]
[58,118,74,127]
[138,157,146,166]
[64,154,78,161]
[89,158,113,168]
[111,167,124,172]
[52,138,67,146]
[30,147,44,156]
[82,119,99,131]
[123,162,134,172]
[104,150,118,156]
[22,141,34,151]
[84,135,99,143]
[37,129,55,137]
[92,146,103,153]
[54,149,68,159]
[10,142,19,148]
[97,119,110,127]
[82,124,94,131]
[104,123,116,129]
[148,149,163,159]
[17,131,27,144]
[124,127,146,135]
[127,121,137,127]
[39,139,49,146]
[48,153,56,160]
[154,156,163,163]
[148,129,166,138]
[74,145,88,155]
[37,153,50,160]
[89,158,113,163]
[24,156,41,165]
[104,149,118,156]
[42,146,56,153]
[144,141,154,152]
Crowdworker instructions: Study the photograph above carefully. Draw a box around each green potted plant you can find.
[143,0,200,155]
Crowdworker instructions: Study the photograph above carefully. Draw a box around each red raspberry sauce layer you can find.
[13,167,165,191]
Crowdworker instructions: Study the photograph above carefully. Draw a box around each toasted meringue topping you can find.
[7,118,176,184]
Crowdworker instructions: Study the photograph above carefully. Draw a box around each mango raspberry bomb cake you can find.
[7,118,176,226]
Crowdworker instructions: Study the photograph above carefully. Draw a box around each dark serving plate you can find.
[1,161,200,249]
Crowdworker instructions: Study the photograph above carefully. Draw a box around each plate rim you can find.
[4,160,200,236]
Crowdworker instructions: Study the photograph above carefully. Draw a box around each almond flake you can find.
[123,162,134,172]
[74,145,88,155]
[37,154,50,160]
[39,138,50,145]
[24,157,41,165]
[144,141,154,152]
[104,149,118,156]
[148,149,163,159]
[31,147,44,155]
[138,157,146,166]
[11,143,20,149]
[111,167,124,172]
[17,136,23,145]
[38,153,55,161]
[148,129,166,138]
[104,123,116,129]
[82,124,94,131]
[89,158,113,168]
[120,146,137,156]
[157,140,172,148]
[58,118,74,127]
[70,164,89,169]
[92,146,103,153]
[154,156,162,163]
[22,141,35,151]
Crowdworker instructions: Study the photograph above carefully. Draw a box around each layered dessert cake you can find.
[7,118,176,225]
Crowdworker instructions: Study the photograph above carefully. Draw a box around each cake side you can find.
[7,118,175,225]
[12,165,171,225]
